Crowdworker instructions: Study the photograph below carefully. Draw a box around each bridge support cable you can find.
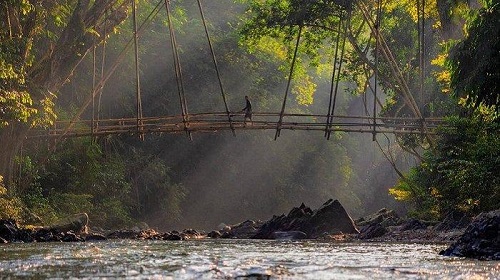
[417,0,426,138]
[52,0,164,150]
[417,0,425,113]
[196,0,235,137]
[324,14,343,138]
[356,0,421,119]
[275,25,302,140]
[372,0,382,141]
[356,0,433,144]
[164,0,191,139]
[132,0,144,139]
[92,44,97,141]
[326,10,350,140]
[97,13,108,130]
[91,10,109,142]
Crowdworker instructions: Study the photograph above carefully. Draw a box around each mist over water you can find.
[62,0,413,231]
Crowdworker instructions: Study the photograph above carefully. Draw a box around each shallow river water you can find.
[0,239,498,279]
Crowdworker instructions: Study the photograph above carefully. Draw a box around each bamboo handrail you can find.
[30,112,448,139]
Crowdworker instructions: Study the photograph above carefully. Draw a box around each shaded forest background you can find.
[1,0,498,230]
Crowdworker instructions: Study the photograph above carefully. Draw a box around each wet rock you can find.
[355,208,401,228]
[221,231,234,239]
[107,230,138,239]
[227,220,262,239]
[208,230,221,238]
[0,219,20,241]
[253,199,358,239]
[271,231,307,240]
[47,213,89,234]
[399,218,427,231]
[434,211,471,231]
[85,233,107,241]
[308,199,359,237]
[440,210,500,260]
[358,223,387,239]
[137,229,159,240]
[62,231,84,242]
[235,273,271,279]
[34,229,57,242]
[180,229,205,239]
[163,232,183,241]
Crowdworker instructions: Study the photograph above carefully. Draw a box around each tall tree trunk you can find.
[0,0,129,190]
[0,123,28,190]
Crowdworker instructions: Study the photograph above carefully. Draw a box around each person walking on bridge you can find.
[241,95,252,124]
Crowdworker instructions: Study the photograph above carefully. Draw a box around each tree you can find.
[390,117,500,218]
[389,1,500,218]
[0,0,129,186]
[448,1,499,115]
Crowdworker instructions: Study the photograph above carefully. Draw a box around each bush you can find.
[390,117,500,218]
[0,176,23,221]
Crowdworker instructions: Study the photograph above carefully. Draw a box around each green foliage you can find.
[0,175,24,220]
[21,186,59,225]
[92,198,133,229]
[124,147,186,227]
[448,1,500,115]
[239,0,349,105]
[50,193,94,217]
[390,117,500,218]
[32,139,133,227]
[0,1,58,128]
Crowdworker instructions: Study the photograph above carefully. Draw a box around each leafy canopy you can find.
[448,1,500,115]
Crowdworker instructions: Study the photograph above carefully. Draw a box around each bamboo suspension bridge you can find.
[30,0,445,142]
[33,113,445,138]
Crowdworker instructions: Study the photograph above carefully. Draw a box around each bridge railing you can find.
[32,112,447,138]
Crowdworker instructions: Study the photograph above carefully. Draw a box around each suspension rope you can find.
[196,0,235,136]
[324,14,343,138]
[97,11,107,126]
[164,0,191,139]
[417,0,425,114]
[132,0,144,139]
[327,10,350,140]
[421,0,426,136]
[373,0,382,141]
[275,25,302,140]
[92,44,96,140]
[92,9,109,140]
[53,0,164,148]
[357,0,421,119]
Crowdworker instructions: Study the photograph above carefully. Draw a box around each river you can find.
[0,239,498,279]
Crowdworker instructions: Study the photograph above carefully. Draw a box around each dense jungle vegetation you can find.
[1,0,498,230]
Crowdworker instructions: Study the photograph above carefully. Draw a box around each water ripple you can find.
[0,240,498,279]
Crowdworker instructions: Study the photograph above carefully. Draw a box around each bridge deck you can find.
[31,112,446,138]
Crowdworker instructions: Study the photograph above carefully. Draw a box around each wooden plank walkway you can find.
[30,112,447,138]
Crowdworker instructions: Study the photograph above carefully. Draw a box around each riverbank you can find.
[1,199,498,260]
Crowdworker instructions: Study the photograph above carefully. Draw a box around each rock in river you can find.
[253,199,359,239]
[440,209,500,260]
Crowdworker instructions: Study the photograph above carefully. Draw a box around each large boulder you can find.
[355,208,401,227]
[434,211,471,231]
[224,220,262,239]
[0,219,34,242]
[0,219,20,241]
[253,199,358,239]
[440,210,500,260]
[358,223,387,239]
[47,213,89,234]
[355,208,401,240]
[271,231,307,240]
[308,199,359,236]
